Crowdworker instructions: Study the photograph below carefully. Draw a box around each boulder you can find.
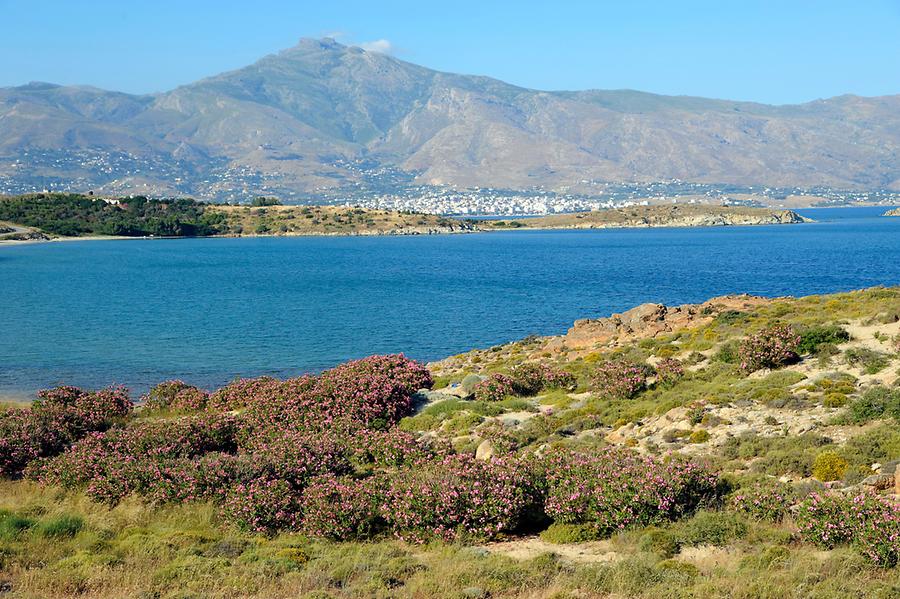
[475,439,495,461]
[460,374,486,397]
[860,474,895,491]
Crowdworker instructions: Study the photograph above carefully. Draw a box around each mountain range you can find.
[2,37,899,200]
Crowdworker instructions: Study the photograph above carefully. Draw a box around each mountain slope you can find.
[1,38,899,199]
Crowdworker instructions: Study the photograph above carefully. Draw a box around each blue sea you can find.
[2,206,899,399]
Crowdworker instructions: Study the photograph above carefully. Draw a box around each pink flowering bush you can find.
[381,454,538,543]
[235,355,431,436]
[739,324,801,372]
[510,363,578,395]
[795,492,900,567]
[0,386,132,477]
[300,474,383,540]
[543,447,721,536]
[541,366,578,391]
[221,477,301,534]
[241,429,353,487]
[349,429,439,469]
[315,354,432,427]
[208,376,282,411]
[590,359,653,399]
[727,482,795,521]
[28,413,240,503]
[142,380,209,412]
[473,373,516,402]
[655,358,685,388]
[35,385,132,433]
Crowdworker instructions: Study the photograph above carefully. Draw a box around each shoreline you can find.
[0,212,816,247]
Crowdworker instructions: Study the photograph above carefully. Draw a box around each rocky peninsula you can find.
[488,205,809,230]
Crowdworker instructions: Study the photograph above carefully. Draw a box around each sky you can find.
[2,0,899,104]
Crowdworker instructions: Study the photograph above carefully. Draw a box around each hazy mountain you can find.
[2,37,899,199]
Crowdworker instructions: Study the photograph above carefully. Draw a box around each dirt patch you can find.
[480,537,620,564]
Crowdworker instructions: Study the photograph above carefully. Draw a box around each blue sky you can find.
[2,0,898,104]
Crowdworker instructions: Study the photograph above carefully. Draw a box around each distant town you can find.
[3,149,899,215]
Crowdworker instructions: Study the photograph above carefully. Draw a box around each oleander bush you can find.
[795,492,900,567]
[473,373,517,402]
[300,474,383,540]
[590,359,654,399]
[654,358,685,388]
[221,477,302,534]
[727,481,796,521]
[0,386,132,477]
[510,363,578,395]
[142,380,209,412]
[380,454,539,543]
[542,447,722,536]
[739,324,801,372]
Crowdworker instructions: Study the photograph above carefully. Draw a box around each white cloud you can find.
[357,39,395,55]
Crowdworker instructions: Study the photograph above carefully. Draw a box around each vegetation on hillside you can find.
[1,288,899,597]
[0,194,475,239]
[0,193,228,237]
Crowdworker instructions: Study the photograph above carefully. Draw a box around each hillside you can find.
[1,287,899,597]
[2,38,900,200]
[208,205,476,236]
[0,193,475,239]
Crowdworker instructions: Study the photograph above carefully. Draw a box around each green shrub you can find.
[841,424,900,472]
[539,523,600,544]
[843,385,900,423]
[674,510,748,547]
[713,341,741,364]
[638,527,680,558]
[844,348,890,374]
[797,325,850,355]
[812,451,848,482]
[689,430,710,444]
[823,392,848,408]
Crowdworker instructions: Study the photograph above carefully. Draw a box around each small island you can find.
[0,193,809,243]
[884,207,900,217]
[488,204,809,229]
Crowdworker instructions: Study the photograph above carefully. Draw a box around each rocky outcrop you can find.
[883,208,900,217]
[551,295,769,351]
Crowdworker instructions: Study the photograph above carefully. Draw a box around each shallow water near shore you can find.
[2,206,899,398]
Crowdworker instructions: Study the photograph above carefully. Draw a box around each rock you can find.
[871,462,882,472]
[460,374,485,396]
[475,440,495,461]
[881,459,900,475]
[860,474,894,491]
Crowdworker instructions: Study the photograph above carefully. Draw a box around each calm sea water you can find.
[2,206,899,398]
